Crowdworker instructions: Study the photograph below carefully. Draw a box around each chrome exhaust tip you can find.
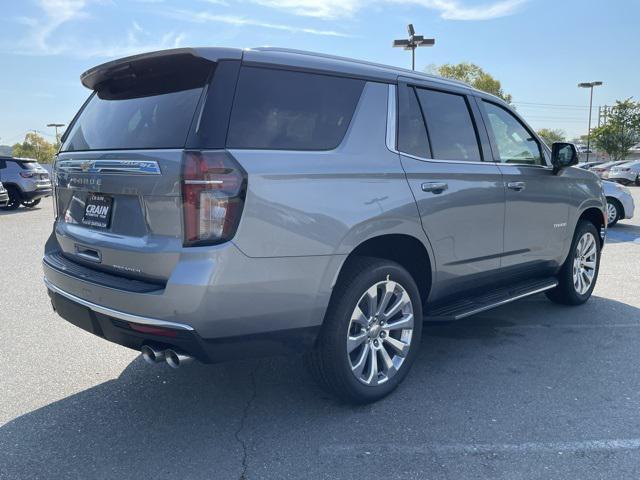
[141,345,166,365]
[165,349,193,369]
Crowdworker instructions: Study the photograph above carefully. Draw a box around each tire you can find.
[305,257,423,404]
[546,220,601,305]
[605,198,621,227]
[0,186,21,211]
[22,198,41,208]
[636,174,640,187]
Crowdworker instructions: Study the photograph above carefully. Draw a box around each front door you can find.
[478,99,570,275]
[394,82,505,301]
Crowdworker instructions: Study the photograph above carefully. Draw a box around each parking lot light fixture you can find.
[392,24,435,71]
[578,82,603,162]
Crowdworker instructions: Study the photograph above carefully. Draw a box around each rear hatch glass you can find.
[62,86,204,152]
[54,54,217,282]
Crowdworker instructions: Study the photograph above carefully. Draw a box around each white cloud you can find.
[164,9,352,37]
[250,0,362,19]
[249,0,526,20]
[10,2,186,58]
[403,0,527,20]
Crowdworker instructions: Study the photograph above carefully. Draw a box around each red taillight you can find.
[181,150,247,247]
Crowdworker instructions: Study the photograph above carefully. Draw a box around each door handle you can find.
[421,182,448,194]
[507,181,526,191]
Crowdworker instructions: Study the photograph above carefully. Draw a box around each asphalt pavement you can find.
[1,191,640,480]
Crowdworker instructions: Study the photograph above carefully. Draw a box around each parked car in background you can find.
[577,145,593,154]
[603,181,635,226]
[0,182,8,207]
[577,160,605,170]
[607,160,640,186]
[590,160,629,179]
[0,156,52,210]
[44,47,606,404]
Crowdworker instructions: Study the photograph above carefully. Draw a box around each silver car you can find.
[0,181,8,207]
[603,180,635,226]
[607,160,640,186]
[0,156,52,210]
[43,48,606,403]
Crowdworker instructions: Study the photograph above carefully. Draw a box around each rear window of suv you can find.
[61,88,203,152]
[13,160,39,169]
[61,58,214,152]
[226,67,365,150]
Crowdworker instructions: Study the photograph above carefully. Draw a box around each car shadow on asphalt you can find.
[1,294,639,479]
[607,222,640,243]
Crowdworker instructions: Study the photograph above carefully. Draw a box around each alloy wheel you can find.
[347,279,414,386]
[572,232,597,295]
[606,202,618,225]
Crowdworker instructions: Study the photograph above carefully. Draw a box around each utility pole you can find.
[578,81,603,162]
[47,123,65,144]
[392,24,435,71]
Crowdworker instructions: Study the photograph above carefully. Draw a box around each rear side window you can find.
[397,85,429,158]
[227,67,365,150]
[415,89,482,162]
[13,161,39,170]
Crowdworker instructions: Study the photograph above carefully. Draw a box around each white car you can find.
[608,160,640,186]
[603,180,635,226]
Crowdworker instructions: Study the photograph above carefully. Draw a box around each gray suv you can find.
[0,156,52,210]
[43,48,607,403]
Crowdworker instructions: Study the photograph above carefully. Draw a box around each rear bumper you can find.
[46,279,319,363]
[22,187,52,200]
[619,192,636,220]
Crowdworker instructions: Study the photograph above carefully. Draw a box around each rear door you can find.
[395,80,505,300]
[53,51,240,283]
[477,99,570,274]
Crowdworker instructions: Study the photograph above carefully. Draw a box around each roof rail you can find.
[250,46,472,88]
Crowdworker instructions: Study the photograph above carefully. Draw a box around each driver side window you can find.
[483,101,544,166]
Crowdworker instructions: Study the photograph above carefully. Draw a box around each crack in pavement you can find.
[234,367,259,480]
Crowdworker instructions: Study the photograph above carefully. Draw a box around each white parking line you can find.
[320,438,640,456]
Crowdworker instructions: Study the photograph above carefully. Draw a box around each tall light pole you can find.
[392,24,435,71]
[578,81,603,162]
[46,123,65,144]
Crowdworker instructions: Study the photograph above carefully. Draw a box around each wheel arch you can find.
[331,233,433,310]
[605,196,624,219]
[578,206,606,247]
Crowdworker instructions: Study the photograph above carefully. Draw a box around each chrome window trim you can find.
[44,277,195,331]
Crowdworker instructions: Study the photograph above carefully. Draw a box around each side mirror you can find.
[551,142,579,173]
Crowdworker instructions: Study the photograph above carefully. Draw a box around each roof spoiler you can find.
[80,47,243,91]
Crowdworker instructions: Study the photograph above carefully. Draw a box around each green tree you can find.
[11,132,57,164]
[537,128,566,147]
[591,99,640,160]
[431,63,513,103]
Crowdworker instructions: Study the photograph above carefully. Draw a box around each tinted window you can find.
[397,85,429,158]
[62,88,203,151]
[416,89,482,162]
[483,102,543,165]
[227,67,365,150]
[13,160,39,170]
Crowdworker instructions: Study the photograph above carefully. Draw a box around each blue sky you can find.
[0,0,637,145]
